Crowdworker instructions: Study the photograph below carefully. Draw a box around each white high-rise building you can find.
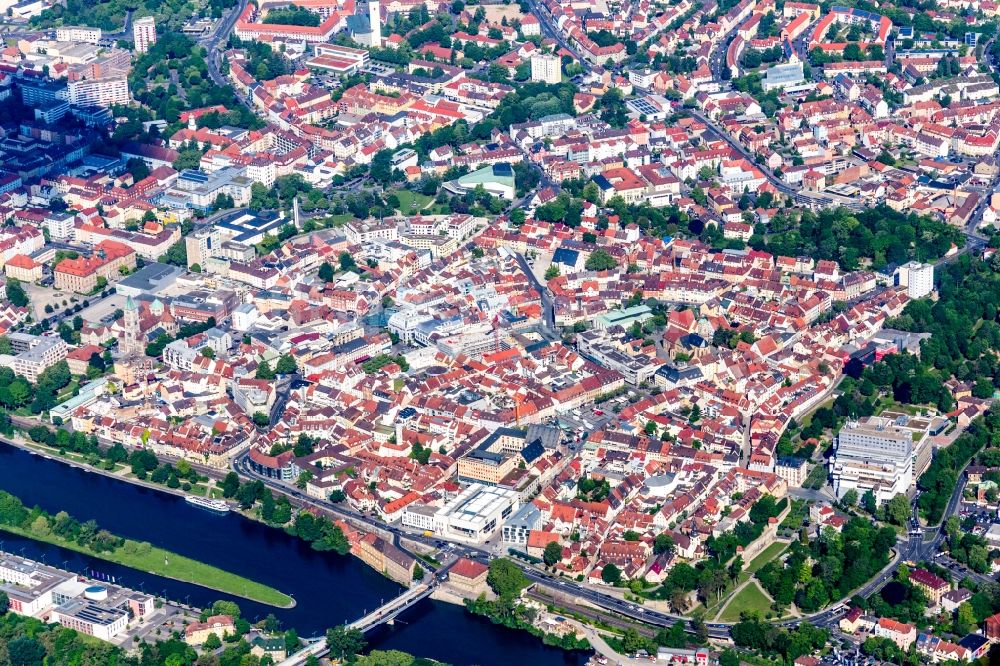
[830,417,913,506]
[530,53,562,84]
[894,261,934,299]
[133,16,157,54]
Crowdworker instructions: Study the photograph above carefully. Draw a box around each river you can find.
[0,443,588,666]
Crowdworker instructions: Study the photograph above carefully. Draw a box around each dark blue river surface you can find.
[0,443,588,666]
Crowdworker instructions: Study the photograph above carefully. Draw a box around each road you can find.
[203,0,250,94]
[514,252,559,339]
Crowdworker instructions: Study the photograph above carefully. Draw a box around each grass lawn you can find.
[743,542,787,577]
[56,379,80,403]
[718,582,773,622]
[0,523,294,608]
[323,214,356,226]
[390,189,433,213]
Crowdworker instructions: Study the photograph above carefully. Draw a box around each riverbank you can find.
[0,493,294,608]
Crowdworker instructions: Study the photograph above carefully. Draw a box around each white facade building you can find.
[530,53,562,84]
[895,261,934,299]
[433,484,520,543]
[831,417,913,505]
[55,26,102,43]
[67,76,129,107]
[132,16,157,54]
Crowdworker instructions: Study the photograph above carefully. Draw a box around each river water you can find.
[0,443,588,666]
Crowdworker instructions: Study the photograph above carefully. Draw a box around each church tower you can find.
[368,0,381,47]
[121,295,141,356]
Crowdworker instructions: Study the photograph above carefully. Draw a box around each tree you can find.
[719,649,740,666]
[544,264,560,280]
[620,628,645,655]
[6,279,28,308]
[862,489,877,514]
[543,541,563,566]
[728,555,744,584]
[256,360,276,380]
[601,563,622,585]
[657,621,688,649]
[325,626,366,661]
[885,493,911,526]
[840,489,859,509]
[252,412,270,428]
[8,636,46,666]
[204,633,222,650]
[221,472,241,498]
[275,354,297,374]
[127,157,151,182]
[318,262,334,282]
[487,558,530,600]
[585,249,617,271]
[339,251,358,273]
[955,601,977,635]
[654,533,675,555]
[0,590,8,615]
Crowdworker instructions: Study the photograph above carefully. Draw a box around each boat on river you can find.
[184,496,230,513]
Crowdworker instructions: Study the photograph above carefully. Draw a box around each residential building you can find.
[530,53,562,84]
[133,16,157,54]
[0,333,68,382]
[66,76,130,108]
[910,568,950,606]
[895,261,934,299]
[875,618,917,650]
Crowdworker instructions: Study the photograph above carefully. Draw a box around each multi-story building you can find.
[831,417,913,505]
[457,447,518,485]
[2,332,68,382]
[910,568,950,606]
[530,53,562,84]
[355,533,416,585]
[502,502,542,546]
[163,339,199,369]
[184,615,235,645]
[447,557,489,596]
[51,599,128,641]
[774,458,808,487]
[55,26,103,43]
[895,261,934,299]
[66,76,129,108]
[54,240,136,293]
[0,555,74,617]
[133,16,157,54]
[433,484,520,543]
[45,212,76,240]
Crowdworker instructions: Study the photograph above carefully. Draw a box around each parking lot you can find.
[77,293,126,326]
